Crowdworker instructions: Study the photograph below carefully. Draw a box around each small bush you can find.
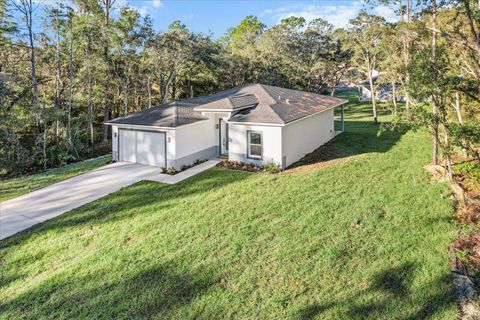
[166,167,178,175]
[265,162,281,174]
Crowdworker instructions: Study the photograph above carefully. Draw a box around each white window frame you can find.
[247,130,262,159]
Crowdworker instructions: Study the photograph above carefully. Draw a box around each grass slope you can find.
[0,94,457,319]
[0,155,111,203]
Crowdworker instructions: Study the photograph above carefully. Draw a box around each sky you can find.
[122,0,399,37]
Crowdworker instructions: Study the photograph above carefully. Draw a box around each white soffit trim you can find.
[105,119,210,131]
[227,121,284,127]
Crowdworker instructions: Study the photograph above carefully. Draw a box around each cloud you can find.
[262,1,398,28]
[136,6,148,17]
[119,0,163,18]
[184,13,195,21]
[152,0,163,8]
[371,5,398,23]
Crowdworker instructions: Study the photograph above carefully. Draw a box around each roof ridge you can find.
[256,84,277,103]
[225,97,235,108]
[253,84,285,124]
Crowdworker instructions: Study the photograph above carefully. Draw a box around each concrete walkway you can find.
[147,160,220,184]
[0,160,220,240]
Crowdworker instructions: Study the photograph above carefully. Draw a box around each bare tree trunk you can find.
[159,70,164,101]
[0,89,6,128]
[133,82,139,111]
[86,51,94,145]
[43,127,47,170]
[24,1,39,128]
[67,12,74,149]
[101,0,115,143]
[54,9,61,139]
[330,74,339,97]
[162,69,177,104]
[391,81,398,115]
[453,91,468,156]
[367,60,378,123]
[189,74,194,98]
[443,123,453,180]
[123,80,129,115]
[14,0,44,164]
[147,75,152,108]
[172,76,177,101]
[431,0,439,165]
[403,0,412,114]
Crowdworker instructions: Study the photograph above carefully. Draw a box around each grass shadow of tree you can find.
[296,262,455,320]
[0,263,219,319]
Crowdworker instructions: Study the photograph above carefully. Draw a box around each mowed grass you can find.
[0,155,111,203]
[0,93,458,319]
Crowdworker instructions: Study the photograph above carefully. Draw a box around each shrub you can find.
[264,162,281,174]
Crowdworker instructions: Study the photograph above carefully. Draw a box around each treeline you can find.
[0,0,478,176]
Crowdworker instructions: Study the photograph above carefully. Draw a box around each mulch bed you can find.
[160,159,207,175]
[216,160,280,174]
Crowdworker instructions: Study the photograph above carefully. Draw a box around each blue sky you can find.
[122,0,398,36]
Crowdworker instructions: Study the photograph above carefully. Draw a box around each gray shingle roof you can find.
[106,100,208,127]
[107,84,347,127]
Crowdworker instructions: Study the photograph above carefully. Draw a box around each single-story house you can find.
[106,84,347,170]
[358,77,405,102]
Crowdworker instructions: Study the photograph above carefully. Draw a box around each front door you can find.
[219,118,229,155]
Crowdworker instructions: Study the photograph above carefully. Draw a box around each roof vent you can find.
[286,99,290,104]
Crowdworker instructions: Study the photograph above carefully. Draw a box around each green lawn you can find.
[0,155,111,203]
[0,94,458,319]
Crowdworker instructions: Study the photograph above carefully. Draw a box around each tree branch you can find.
[428,27,480,53]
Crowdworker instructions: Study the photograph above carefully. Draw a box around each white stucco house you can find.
[358,72,405,102]
[360,82,406,102]
[106,84,347,170]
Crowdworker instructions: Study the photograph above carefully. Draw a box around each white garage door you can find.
[119,130,166,167]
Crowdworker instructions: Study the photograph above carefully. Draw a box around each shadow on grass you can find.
[0,168,250,250]
[296,263,455,320]
[0,263,219,319]
[288,121,408,170]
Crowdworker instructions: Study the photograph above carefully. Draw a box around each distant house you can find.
[358,76,405,102]
[106,84,347,170]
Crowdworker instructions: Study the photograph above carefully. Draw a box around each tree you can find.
[350,11,387,123]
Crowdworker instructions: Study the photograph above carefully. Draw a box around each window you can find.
[247,131,262,159]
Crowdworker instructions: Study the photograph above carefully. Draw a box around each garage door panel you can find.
[120,130,136,163]
[136,131,165,167]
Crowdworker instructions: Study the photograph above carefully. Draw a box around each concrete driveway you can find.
[0,162,163,240]
[0,160,220,240]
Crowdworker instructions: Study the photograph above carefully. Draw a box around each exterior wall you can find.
[170,118,217,169]
[228,123,283,168]
[361,87,373,101]
[282,109,335,168]
[112,108,337,171]
[361,86,405,102]
[112,125,119,161]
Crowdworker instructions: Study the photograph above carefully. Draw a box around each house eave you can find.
[283,100,347,126]
[226,121,284,127]
[228,100,347,127]
[104,118,210,130]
